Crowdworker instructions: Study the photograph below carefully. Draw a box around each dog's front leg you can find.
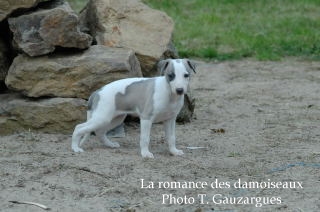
[164,118,184,156]
[140,119,154,158]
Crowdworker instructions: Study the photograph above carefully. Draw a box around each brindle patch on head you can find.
[88,89,100,111]
[182,59,196,74]
[158,59,177,82]
[115,79,155,118]
[167,70,176,82]
[163,62,176,82]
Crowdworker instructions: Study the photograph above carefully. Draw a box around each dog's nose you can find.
[176,88,184,95]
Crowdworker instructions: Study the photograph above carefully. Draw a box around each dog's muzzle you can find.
[176,88,184,95]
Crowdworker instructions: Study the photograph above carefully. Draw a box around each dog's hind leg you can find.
[79,133,90,147]
[79,111,92,147]
[72,122,89,152]
[96,115,126,148]
[96,129,120,148]
[72,119,105,153]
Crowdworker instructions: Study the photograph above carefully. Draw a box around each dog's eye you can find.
[184,73,189,78]
[168,73,175,81]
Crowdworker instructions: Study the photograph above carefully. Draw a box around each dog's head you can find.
[158,59,196,96]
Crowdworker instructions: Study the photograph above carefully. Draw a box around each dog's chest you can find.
[153,97,183,122]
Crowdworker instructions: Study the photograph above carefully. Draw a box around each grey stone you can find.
[80,0,178,76]
[177,92,196,123]
[8,0,92,56]
[0,93,86,135]
[5,45,142,99]
[0,0,49,21]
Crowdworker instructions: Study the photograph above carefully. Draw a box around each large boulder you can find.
[8,0,92,56]
[80,0,178,76]
[0,0,49,21]
[5,45,142,98]
[0,93,86,135]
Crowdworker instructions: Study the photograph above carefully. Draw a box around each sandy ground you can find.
[1,59,320,212]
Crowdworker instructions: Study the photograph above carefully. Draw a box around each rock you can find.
[0,35,10,92]
[8,0,92,56]
[0,36,9,82]
[0,93,86,135]
[0,0,50,21]
[80,0,178,76]
[177,92,196,123]
[5,45,142,98]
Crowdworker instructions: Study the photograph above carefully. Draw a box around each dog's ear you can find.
[184,59,196,74]
[158,59,171,76]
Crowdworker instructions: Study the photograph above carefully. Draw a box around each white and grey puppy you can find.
[71,59,196,158]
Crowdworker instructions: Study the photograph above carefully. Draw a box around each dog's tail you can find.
[79,111,92,147]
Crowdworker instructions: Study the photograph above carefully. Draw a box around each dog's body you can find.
[71,59,196,158]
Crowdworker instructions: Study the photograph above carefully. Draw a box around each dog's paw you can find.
[105,141,120,148]
[72,146,84,153]
[170,148,184,156]
[141,151,154,158]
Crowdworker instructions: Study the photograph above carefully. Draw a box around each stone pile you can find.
[0,0,194,135]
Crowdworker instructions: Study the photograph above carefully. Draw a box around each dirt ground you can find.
[1,59,320,212]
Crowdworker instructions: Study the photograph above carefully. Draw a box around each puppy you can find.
[71,59,196,158]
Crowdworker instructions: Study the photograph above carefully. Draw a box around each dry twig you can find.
[9,200,50,210]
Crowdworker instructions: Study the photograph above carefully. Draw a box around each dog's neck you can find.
[169,92,184,102]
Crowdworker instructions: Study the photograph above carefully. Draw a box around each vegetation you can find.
[67,0,88,12]
[68,0,320,60]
